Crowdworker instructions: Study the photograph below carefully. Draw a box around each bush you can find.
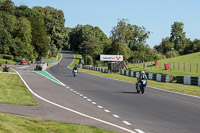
[155,53,166,60]
[14,56,23,62]
[165,50,180,58]
[0,54,3,59]
[84,55,93,65]
[3,54,14,60]
[94,60,103,67]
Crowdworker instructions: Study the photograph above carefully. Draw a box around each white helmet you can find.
[141,71,145,74]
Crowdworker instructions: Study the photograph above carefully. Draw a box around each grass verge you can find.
[0,113,117,133]
[0,73,37,106]
[128,52,200,77]
[47,53,62,67]
[0,59,16,65]
[69,52,200,97]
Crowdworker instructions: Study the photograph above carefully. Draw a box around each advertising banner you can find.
[100,55,123,61]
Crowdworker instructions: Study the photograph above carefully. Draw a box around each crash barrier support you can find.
[121,70,173,83]
[121,70,200,86]
[176,76,200,86]
[83,66,108,73]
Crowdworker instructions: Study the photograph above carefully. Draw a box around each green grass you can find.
[69,51,83,69]
[69,52,200,97]
[0,73,37,106]
[0,59,16,65]
[128,52,200,77]
[0,113,117,133]
[0,67,15,73]
[48,53,62,67]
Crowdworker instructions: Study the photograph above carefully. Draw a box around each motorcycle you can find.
[136,79,147,94]
[73,69,78,77]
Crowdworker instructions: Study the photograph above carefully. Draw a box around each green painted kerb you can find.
[34,71,62,85]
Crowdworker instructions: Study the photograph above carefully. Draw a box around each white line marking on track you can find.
[79,94,83,96]
[92,102,96,104]
[135,129,145,133]
[104,109,110,113]
[83,96,87,99]
[15,70,136,133]
[66,87,69,88]
[87,99,92,101]
[98,105,103,109]
[123,121,132,126]
[113,114,119,118]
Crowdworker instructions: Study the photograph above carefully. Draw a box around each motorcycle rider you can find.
[136,71,147,90]
[72,64,78,74]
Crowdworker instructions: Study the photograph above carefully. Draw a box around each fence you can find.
[132,61,200,73]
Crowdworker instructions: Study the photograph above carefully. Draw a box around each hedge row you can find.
[0,54,27,62]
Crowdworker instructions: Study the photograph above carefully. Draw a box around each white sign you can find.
[100,55,123,61]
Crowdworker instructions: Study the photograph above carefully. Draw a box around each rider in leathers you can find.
[136,71,147,89]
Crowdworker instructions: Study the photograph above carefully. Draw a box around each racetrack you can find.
[1,51,200,133]
[47,52,200,133]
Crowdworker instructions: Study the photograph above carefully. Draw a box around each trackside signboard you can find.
[100,55,123,61]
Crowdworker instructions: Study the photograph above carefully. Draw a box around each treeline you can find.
[154,21,200,58]
[0,0,68,61]
[69,20,200,65]
[69,19,163,65]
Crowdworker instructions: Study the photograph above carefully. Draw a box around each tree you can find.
[192,39,200,52]
[69,24,108,52]
[0,0,15,15]
[15,5,49,59]
[79,37,102,64]
[110,19,150,48]
[0,29,14,54]
[184,39,200,54]
[15,17,34,59]
[110,19,151,61]
[110,19,130,43]
[110,40,133,60]
[154,37,174,54]
[30,17,49,58]
[33,6,69,57]
[170,21,187,55]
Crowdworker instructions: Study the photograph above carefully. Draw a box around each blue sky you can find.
[12,0,200,48]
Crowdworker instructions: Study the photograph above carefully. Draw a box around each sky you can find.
[12,0,200,48]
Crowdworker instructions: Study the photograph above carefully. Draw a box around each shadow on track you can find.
[119,91,139,94]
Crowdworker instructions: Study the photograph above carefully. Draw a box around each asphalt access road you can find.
[47,51,200,133]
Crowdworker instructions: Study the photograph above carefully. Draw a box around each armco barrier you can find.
[121,70,172,83]
[177,76,200,86]
[83,66,108,73]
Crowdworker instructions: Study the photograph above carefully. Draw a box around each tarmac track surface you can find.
[47,52,200,133]
[0,51,200,133]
